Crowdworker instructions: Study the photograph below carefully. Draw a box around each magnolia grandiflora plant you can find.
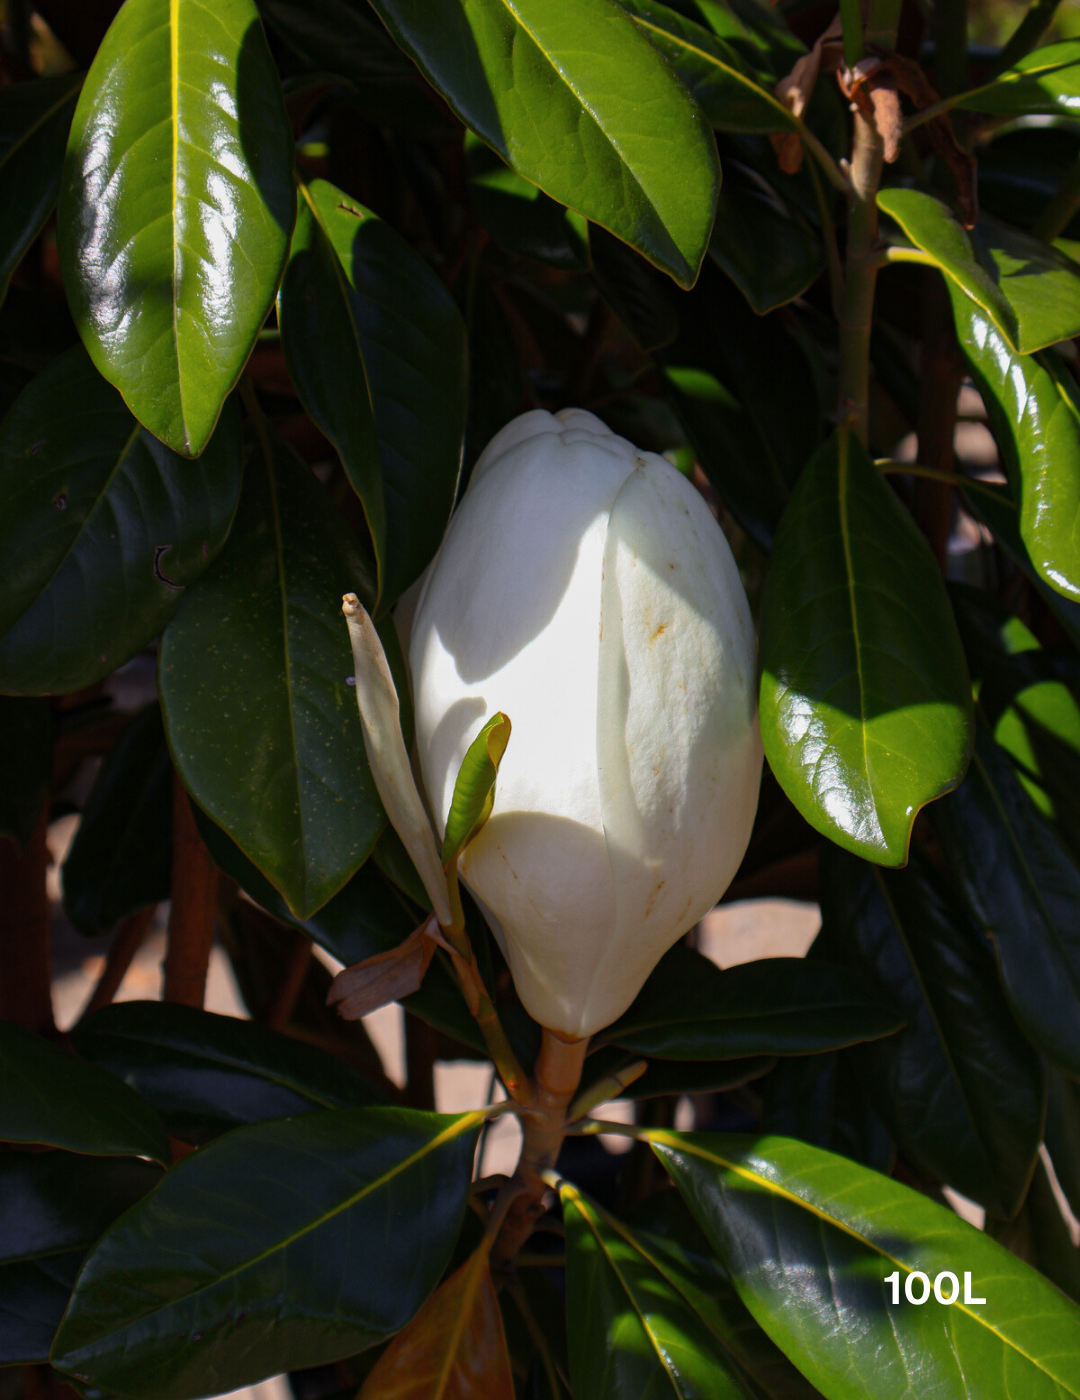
[337,408,762,1267]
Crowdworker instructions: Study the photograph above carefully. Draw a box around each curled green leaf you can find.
[441,713,512,868]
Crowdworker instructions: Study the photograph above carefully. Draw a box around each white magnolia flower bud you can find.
[409,409,762,1038]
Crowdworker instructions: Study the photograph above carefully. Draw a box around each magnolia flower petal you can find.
[342,593,452,926]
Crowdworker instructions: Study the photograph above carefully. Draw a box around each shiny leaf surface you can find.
[0,696,51,847]
[948,282,1080,602]
[0,74,81,306]
[601,944,902,1059]
[0,346,242,694]
[817,843,1045,1217]
[61,703,172,936]
[759,428,973,864]
[52,1108,483,1399]
[878,188,1080,353]
[708,158,824,315]
[366,0,720,287]
[58,0,295,455]
[278,178,468,611]
[465,134,590,271]
[72,1000,383,1143]
[931,724,1080,1077]
[0,1020,169,1163]
[0,1252,82,1365]
[0,1153,161,1265]
[158,420,382,919]
[955,40,1080,118]
[652,1130,1080,1399]
[441,711,511,866]
[358,1242,513,1399]
[561,1180,760,1399]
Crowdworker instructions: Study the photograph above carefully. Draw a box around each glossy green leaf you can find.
[948,282,1080,602]
[61,703,171,937]
[931,724,1080,1077]
[0,1153,161,1265]
[0,74,81,307]
[652,1130,1080,1400]
[561,1180,765,1399]
[759,1050,895,1174]
[278,178,468,611]
[600,944,902,1059]
[0,1020,169,1164]
[708,158,824,315]
[759,428,974,864]
[0,346,242,695]
[1046,1070,1080,1222]
[878,188,1080,353]
[366,0,720,288]
[58,0,295,456]
[661,262,820,550]
[817,843,1045,1217]
[0,696,51,847]
[581,1046,775,1105]
[256,0,415,80]
[51,1107,483,1399]
[158,420,382,919]
[618,0,796,134]
[0,1252,82,1366]
[441,711,511,866]
[72,1000,382,1143]
[954,40,1080,118]
[987,1158,1080,1303]
[465,134,590,270]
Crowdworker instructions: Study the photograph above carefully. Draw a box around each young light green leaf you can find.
[879,188,1080,352]
[366,0,720,287]
[948,282,1080,604]
[58,0,295,455]
[341,593,452,926]
[441,712,511,867]
[759,427,974,864]
[651,1130,1080,1400]
[0,1020,169,1165]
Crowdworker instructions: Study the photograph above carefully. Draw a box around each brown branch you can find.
[163,775,217,1007]
[0,803,54,1035]
[79,905,156,1020]
[267,930,313,1032]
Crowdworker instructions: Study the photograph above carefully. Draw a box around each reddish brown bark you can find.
[163,775,217,1007]
[0,804,54,1035]
[80,905,157,1020]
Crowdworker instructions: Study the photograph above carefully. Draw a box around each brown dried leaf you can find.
[359,1244,514,1400]
[869,84,903,162]
[771,12,843,174]
[327,917,441,1021]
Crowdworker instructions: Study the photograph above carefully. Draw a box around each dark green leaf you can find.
[0,696,51,847]
[441,711,511,866]
[759,1050,895,1174]
[601,944,902,1059]
[708,158,824,315]
[61,703,172,937]
[278,178,468,612]
[581,1046,775,1104]
[0,346,242,695]
[948,282,1080,603]
[462,264,523,481]
[0,1020,168,1163]
[371,823,431,910]
[0,1153,161,1265]
[687,0,806,74]
[590,225,680,352]
[661,263,820,550]
[561,1179,765,1399]
[817,843,1045,1217]
[931,724,1080,1077]
[618,0,796,133]
[0,1251,82,1366]
[653,1130,1080,1399]
[759,428,974,864]
[955,40,1080,119]
[71,1000,383,1143]
[51,1107,483,1399]
[987,1157,1080,1304]
[976,127,1080,236]
[159,420,382,919]
[465,135,590,271]
[256,0,415,80]
[366,0,720,287]
[878,189,1080,353]
[1046,1070,1080,1222]
[58,0,295,455]
[0,74,82,307]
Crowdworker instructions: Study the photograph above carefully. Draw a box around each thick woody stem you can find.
[490,1029,588,1276]
[164,775,218,1007]
[838,111,885,444]
[80,905,156,1020]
